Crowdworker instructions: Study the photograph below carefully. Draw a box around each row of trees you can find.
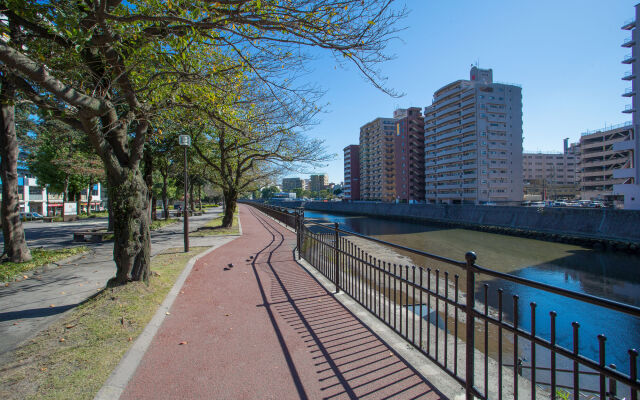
[0,0,404,285]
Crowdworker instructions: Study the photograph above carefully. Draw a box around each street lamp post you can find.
[179,134,191,252]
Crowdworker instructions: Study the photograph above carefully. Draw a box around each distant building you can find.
[393,108,426,203]
[282,177,304,192]
[617,8,640,209]
[359,108,425,202]
[424,66,523,204]
[359,117,396,201]
[522,138,580,199]
[343,144,360,200]
[579,122,634,204]
[1,150,104,216]
[309,174,328,192]
[272,192,297,200]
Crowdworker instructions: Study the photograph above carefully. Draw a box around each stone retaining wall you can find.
[272,201,640,251]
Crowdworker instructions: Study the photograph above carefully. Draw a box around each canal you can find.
[303,210,640,378]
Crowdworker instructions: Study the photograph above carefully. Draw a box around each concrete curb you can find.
[93,237,238,400]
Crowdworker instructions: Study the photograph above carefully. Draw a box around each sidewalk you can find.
[119,204,443,399]
[0,208,235,359]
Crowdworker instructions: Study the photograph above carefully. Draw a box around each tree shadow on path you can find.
[247,208,444,400]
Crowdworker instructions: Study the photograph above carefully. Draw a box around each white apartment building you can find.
[424,66,523,204]
[616,7,640,209]
[359,117,397,201]
[522,139,580,200]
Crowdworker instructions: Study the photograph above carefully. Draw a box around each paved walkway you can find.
[120,204,443,400]
[0,208,235,359]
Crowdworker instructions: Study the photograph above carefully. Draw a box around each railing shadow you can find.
[248,207,444,400]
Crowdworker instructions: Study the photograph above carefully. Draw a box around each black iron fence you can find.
[244,202,640,400]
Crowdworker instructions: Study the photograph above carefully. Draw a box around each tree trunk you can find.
[221,189,237,228]
[151,194,157,221]
[143,145,154,222]
[86,179,93,216]
[0,74,31,262]
[62,174,69,220]
[76,192,81,217]
[198,184,202,211]
[189,178,195,212]
[161,173,169,220]
[108,170,151,284]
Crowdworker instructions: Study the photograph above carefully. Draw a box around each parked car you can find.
[529,201,546,207]
[551,200,568,207]
[19,212,43,221]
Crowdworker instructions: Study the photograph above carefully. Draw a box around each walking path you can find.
[0,208,236,359]
[118,204,444,400]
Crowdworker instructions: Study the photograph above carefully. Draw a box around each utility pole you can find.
[179,135,191,252]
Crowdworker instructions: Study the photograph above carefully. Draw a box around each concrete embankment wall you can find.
[275,201,640,249]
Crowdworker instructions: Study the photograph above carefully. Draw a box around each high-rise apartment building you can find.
[393,108,426,202]
[579,122,634,203]
[617,8,640,209]
[359,117,397,201]
[424,66,523,204]
[282,177,304,192]
[359,108,425,202]
[309,174,329,192]
[343,145,360,200]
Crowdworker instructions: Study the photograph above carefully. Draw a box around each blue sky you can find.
[289,0,638,185]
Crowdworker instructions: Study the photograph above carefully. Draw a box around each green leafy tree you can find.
[261,186,279,200]
[0,0,404,283]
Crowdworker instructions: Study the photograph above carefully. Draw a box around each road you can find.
[0,208,238,359]
[1,218,110,254]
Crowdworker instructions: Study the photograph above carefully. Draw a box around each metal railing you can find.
[244,202,640,400]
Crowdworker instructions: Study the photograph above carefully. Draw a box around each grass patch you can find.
[1,247,89,282]
[150,218,178,231]
[191,212,239,236]
[0,246,208,400]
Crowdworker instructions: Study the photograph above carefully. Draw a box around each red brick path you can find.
[121,204,443,400]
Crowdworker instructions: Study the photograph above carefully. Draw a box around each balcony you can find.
[461,152,477,161]
[623,70,636,81]
[437,102,460,116]
[437,183,463,190]
[436,112,460,127]
[623,104,635,113]
[623,87,635,97]
[436,94,461,109]
[622,36,636,47]
[460,125,476,135]
[434,85,462,103]
[460,97,475,108]
[438,129,463,142]
[622,54,636,64]
[622,18,636,30]
[436,121,461,134]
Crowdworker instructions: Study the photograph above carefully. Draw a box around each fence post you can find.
[298,208,304,260]
[295,210,300,259]
[334,222,340,293]
[465,251,477,400]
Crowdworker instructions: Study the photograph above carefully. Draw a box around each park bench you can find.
[73,230,113,242]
